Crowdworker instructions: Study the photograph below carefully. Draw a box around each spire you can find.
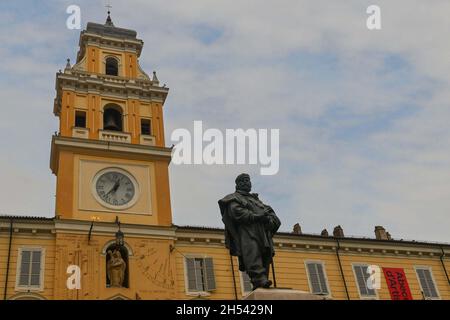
[105,4,114,27]
[64,58,72,73]
[152,71,160,85]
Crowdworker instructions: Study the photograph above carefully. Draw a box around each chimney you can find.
[333,225,344,238]
[374,226,389,240]
[321,229,329,237]
[292,223,302,235]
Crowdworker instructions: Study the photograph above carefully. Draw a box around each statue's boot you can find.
[252,277,272,290]
[262,279,272,288]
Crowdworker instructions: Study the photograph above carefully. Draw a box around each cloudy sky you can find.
[0,0,449,242]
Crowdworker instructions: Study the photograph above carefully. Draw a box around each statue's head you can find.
[235,173,251,192]
[114,250,122,259]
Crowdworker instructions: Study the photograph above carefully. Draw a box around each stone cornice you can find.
[1,217,449,258]
[54,219,177,240]
[50,135,173,174]
[174,226,450,257]
[77,31,144,62]
[54,71,169,115]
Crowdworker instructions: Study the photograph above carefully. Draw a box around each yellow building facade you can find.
[0,17,449,300]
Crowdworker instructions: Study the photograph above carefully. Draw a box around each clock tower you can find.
[50,14,173,227]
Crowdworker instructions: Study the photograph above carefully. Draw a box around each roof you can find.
[85,22,138,40]
[175,225,450,248]
[0,215,448,248]
[0,215,54,221]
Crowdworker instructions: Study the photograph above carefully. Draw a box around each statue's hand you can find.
[253,214,266,222]
[260,215,271,224]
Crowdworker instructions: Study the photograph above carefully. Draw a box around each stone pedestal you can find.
[243,288,328,300]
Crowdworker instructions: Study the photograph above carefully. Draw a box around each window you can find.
[185,257,216,293]
[305,261,329,295]
[75,111,86,128]
[353,264,377,298]
[103,106,123,132]
[415,267,439,299]
[141,119,151,135]
[240,271,253,295]
[16,248,45,291]
[105,57,119,76]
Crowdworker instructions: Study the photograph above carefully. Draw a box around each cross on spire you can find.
[105,2,114,26]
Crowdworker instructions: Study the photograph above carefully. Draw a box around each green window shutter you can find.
[316,263,329,295]
[19,249,42,288]
[19,250,31,286]
[241,272,253,293]
[307,262,329,295]
[354,265,376,297]
[423,269,438,298]
[194,259,205,291]
[354,265,368,296]
[307,263,322,294]
[186,258,199,292]
[417,268,438,298]
[204,257,216,291]
[30,251,42,287]
[417,269,430,298]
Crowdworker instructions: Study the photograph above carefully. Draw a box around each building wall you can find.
[53,147,172,226]
[0,222,449,300]
[171,232,450,300]
[0,231,56,300]
[51,232,178,300]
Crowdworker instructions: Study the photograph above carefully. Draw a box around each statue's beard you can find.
[237,183,251,193]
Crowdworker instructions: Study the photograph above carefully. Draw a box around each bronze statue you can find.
[107,249,126,287]
[218,173,281,289]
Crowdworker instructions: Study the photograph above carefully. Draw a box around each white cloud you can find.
[0,1,449,242]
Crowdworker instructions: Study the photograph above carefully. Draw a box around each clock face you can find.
[94,170,136,208]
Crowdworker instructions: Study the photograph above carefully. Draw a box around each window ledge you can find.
[72,127,89,139]
[140,134,156,146]
[185,291,212,297]
[15,287,44,293]
[359,296,378,300]
[312,293,332,299]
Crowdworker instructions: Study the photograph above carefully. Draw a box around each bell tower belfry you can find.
[50,14,173,226]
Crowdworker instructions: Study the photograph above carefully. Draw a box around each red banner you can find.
[383,268,413,300]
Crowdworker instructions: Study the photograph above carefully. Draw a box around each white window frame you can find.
[183,255,214,297]
[414,266,441,300]
[351,263,379,300]
[15,247,45,292]
[304,260,332,298]
[239,271,253,296]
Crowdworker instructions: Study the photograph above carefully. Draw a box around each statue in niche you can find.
[107,249,126,287]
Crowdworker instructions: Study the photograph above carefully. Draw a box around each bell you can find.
[104,112,120,131]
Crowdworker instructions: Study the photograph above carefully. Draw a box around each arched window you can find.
[106,244,129,288]
[103,105,123,132]
[105,57,119,76]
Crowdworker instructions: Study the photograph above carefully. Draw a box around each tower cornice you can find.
[77,22,144,62]
[53,71,169,116]
[50,135,173,175]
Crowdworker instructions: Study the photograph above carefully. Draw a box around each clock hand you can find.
[113,178,122,193]
[106,179,120,196]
